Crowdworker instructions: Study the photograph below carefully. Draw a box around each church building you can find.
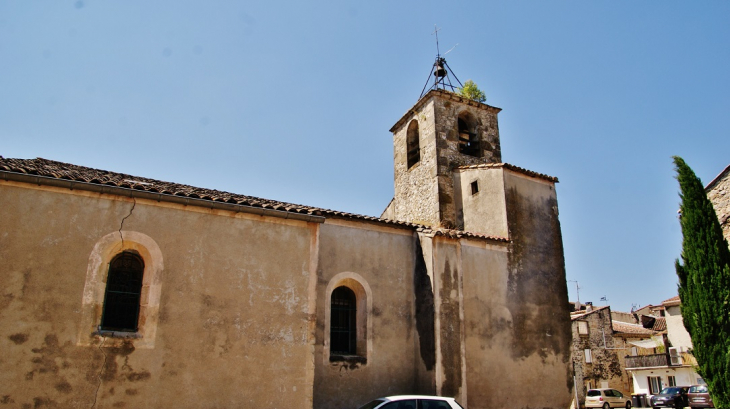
[0,66,572,408]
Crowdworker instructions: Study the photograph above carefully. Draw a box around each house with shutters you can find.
[625,296,703,396]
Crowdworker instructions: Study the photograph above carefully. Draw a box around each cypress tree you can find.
[674,156,730,409]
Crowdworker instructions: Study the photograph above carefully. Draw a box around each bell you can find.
[434,64,447,78]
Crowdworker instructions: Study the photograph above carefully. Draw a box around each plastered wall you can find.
[0,182,316,409]
[312,221,427,409]
[1,156,572,409]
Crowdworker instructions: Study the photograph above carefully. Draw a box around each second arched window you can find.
[330,286,357,355]
[101,252,144,332]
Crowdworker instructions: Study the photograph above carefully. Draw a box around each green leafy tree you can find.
[674,156,730,409]
[458,80,486,103]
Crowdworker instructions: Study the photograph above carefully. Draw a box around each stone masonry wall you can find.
[391,90,502,228]
[392,99,440,226]
[707,166,730,244]
[572,308,630,405]
[432,93,501,228]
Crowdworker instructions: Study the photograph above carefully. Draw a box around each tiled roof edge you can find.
[611,320,658,335]
[661,295,681,307]
[570,305,610,320]
[0,156,510,243]
[1,169,328,224]
[456,162,559,183]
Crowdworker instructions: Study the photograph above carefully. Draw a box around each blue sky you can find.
[1,1,728,312]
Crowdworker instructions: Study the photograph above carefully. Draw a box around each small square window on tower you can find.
[471,181,479,195]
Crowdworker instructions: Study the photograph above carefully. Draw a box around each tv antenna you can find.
[568,280,581,305]
[420,25,463,98]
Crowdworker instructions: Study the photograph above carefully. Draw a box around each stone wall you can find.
[707,165,730,243]
[391,98,440,226]
[390,90,502,228]
[571,308,628,403]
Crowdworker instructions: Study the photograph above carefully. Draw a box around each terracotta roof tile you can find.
[612,320,657,336]
[662,296,681,307]
[0,156,509,243]
[651,317,667,332]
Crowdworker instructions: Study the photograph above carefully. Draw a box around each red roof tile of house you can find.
[662,296,681,307]
[651,317,667,332]
[612,320,657,336]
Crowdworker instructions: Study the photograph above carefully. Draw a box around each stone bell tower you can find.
[383,88,503,229]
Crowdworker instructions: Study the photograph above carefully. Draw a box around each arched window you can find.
[101,252,144,332]
[458,113,480,157]
[406,120,420,169]
[330,286,357,355]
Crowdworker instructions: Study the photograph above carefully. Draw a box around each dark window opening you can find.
[648,376,662,394]
[458,117,480,157]
[330,286,356,355]
[471,181,479,195]
[406,120,420,169]
[101,252,144,332]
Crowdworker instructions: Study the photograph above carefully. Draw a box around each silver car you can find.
[585,388,632,409]
[357,395,464,409]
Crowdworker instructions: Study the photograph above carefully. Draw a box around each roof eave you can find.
[0,170,327,224]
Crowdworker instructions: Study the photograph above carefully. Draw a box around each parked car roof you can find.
[357,395,462,409]
[374,396,459,401]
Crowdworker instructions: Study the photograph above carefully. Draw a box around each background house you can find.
[570,304,658,406]
[626,296,703,395]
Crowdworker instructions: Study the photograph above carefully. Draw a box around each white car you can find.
[585,389,632,409]
[357,395,464,409]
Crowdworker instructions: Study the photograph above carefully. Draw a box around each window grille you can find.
[330,286,356,355]
[101,252,144,332]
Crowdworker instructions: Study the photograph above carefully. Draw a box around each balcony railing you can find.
[625,354,671,369]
